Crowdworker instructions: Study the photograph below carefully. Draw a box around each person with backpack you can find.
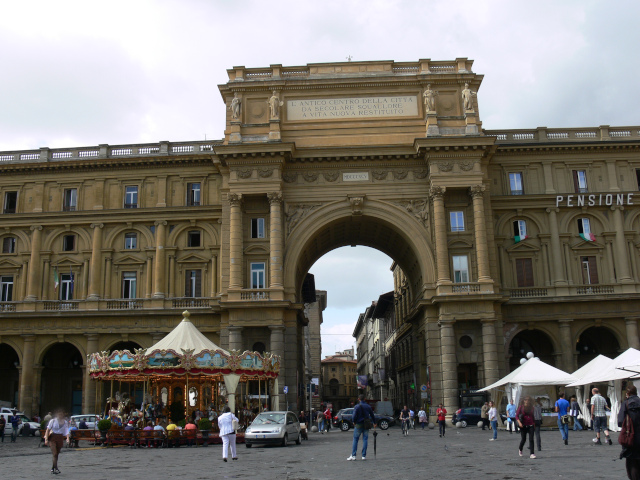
[618,384,640,479]
[346,394,376,461]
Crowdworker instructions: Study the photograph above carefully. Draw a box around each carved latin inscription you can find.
[287,96,418,121]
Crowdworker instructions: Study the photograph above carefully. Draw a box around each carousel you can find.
[88,310,281,429]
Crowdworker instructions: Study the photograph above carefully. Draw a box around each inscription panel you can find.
[287,96,418,121]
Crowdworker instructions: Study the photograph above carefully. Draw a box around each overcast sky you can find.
[1,0,639,357]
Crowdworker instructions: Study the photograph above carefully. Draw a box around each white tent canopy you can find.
[147,311,229,356]
[568,354,613,428]
[567,348,640,387]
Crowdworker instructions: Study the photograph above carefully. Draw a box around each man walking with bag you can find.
[591,387,612,445]
[347,394,376,461]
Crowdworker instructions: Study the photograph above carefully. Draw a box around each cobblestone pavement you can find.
[0,425,628,480]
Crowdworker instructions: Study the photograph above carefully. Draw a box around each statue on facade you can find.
[423,84,438,113]
[461,83,476,112]
[268,91,284,119]
[230,93,241,120]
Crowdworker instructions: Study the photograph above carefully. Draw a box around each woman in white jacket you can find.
[218,406,239,462]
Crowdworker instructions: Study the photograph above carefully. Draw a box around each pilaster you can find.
[25,226,42,301]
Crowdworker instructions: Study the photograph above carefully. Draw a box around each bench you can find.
[107,427,137,447]
[69,429,99,447]
[136,430,165,448]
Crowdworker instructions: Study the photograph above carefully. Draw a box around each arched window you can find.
[252,342,266,354]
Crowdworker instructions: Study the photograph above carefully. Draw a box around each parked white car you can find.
[0,413,40,436]
[70,414,101,429]
[244,411,301,448]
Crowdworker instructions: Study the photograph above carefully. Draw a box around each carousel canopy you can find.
[147,311,229,356]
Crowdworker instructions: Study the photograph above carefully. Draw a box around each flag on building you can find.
[514,234,528,243]
[53,267,59,292]
[580,232,596,242]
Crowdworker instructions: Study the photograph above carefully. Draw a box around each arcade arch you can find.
[0,344,19,407]
[40,343,83,416]
[576,326,621,368]
[508,330,556,371]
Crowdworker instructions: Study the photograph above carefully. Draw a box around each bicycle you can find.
[401,418,410,436]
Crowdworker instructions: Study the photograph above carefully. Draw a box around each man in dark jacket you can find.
[618,384,640,479]
[347,394,376,461]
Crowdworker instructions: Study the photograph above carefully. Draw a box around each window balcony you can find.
[509,287,549,298]
[0,302,17,312]
[575,284,615,295]
[171,297,211,308]
[106,299,144,310]
[240,290,270,301]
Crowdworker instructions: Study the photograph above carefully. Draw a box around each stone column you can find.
[481,319,500,386]
[546,208,566,285]
[228,326,243,351]
[145,257,153,298]
[20,261,28,300]
[430,186,451,284]
[25,226,42,300]
[83,334,99,413]
[42,259,50,300]
[228,194,243,289]
[168,255,175,298]
[563,243,573,284]
[613,207,633,282]
[626,319,640,350]
[153,221,167,298]
[270,325,285,407]
[82,259,89,299]
[87,223,104,299]
[439,321,457,414]
[558,321,574,372]
[104,257,112,298]
[267,192,284,289]
[470,185,492,283]
[210,254,218,296]
[19,335,36,416]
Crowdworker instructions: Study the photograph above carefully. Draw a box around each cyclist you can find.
[399,405,411,436]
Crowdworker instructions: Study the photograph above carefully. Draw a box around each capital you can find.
[154,220,168,227]
[228,193,243,206]
[90,223,104,229]
[429,185,446,199]
[267,192,283,205]
[469,184,485,198]
[30,225,43,232]
[545,207,559,214]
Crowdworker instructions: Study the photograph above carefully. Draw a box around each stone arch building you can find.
[0,58,639,416]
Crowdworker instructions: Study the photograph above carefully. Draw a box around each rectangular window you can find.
[187,231,201,247]
[513,220,527,238]
[3,192,17,214]
[63,188,77,211]
[251,218,265,238]
[122,272,137,299]
[250,262,266,289]
[515,258,534,288]
[124,233,137,250]
[581,256,599,285]
[577,218,591,235]
[450,212,464,232]
[60,273,74,301]
[573,170,588,193]
[62,235,75,252]
[0,275,13,302]
[185,270,202,297]
[452,255,469,283]
[124,186,138,208]
[509,173,524,195]
[187,183,201,206]
[2,237,15,254]
[636,169,640,191]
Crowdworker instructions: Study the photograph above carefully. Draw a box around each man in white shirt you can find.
[409,408,415,429]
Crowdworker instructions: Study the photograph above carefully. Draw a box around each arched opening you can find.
[576,327,620,368]
[252,342,266,355]
[508,330,555,371]
[0,344,19,407]
[41,343,83,415]
[108,341,143,352]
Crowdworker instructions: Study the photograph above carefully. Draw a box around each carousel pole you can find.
[258,378,261,413]
[186,375,189,420]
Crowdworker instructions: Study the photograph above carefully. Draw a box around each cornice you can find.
[493,142,640,156]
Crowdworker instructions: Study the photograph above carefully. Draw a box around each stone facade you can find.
[0,58,639,418]
[321,349,357,411]
[304,290,325,409]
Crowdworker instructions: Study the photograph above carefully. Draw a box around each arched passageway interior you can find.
[41,343,83,416]
[109,341,143,352]
[0,344,19,407]
[576,327,620,368]
[508,330,555,371]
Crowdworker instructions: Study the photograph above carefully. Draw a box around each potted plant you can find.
[198,418,212,446]
[97,419,112,445]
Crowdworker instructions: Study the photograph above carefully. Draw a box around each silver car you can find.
[244,411,301,448]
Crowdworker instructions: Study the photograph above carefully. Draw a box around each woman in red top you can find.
[516,396,536,459]
[436,404,447,438]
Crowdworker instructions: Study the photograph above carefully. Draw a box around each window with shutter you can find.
[573,170,588,193]
[185,270,202,297]
[515,258,534,287]
[581,256,599,284]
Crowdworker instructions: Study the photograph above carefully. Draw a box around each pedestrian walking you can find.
[0,415,5,443]
[44,410,70,475]
[618,384,640,479]
[570,395,583,431]
[323,406,332,433]
[585,398,593,430]
[516,396,536,459]
[481,402,489,430]
[591,387,612,445]
[409,407,415,429]
[9,413,21,442]
[506,400,518,434]
[555,392,570,445]
[436,403,447,438]
[316,409,324,433]
[418,407,427,430]
[488,401,498,441]
[218,406,239,462]
[533,398,543,452]
[347,394,377,461]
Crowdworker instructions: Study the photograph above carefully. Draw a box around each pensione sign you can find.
[556,193,635,208]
